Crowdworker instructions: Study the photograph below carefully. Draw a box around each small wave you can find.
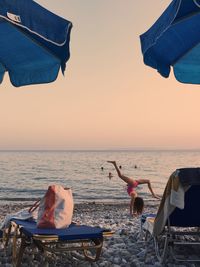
[33,177,47,180]
[143,169,155,172]
[0,197,40,201]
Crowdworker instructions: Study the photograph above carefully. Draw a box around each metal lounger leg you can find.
[83,238,103,262]
[15,237,28,267]
[154,234,169,264]
[4,223,12,247]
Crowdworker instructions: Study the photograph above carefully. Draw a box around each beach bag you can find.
[37,185,74,229]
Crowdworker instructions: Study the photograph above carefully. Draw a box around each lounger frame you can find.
[153,221,200,263]
[6,221,113,267]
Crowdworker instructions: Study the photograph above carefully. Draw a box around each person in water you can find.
[108,172,113,179]
[107,161,160,216]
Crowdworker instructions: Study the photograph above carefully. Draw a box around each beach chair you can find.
[141,168,200,264]
[7,219,113,267]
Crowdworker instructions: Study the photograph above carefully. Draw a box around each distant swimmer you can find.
[108,172,113,179]
[107,161,160,217]
[134,165,137,169]
[101,167,104,171]
[119,165,122,169]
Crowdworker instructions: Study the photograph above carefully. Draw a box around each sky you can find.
[1,0,200,150]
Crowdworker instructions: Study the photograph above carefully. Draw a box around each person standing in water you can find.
[108,172,113,179]
[107,161,160,216]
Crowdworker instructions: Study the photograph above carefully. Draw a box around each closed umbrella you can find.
[140,0,200,84]
[0,0,72,87]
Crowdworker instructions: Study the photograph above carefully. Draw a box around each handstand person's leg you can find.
[107,161,134,185]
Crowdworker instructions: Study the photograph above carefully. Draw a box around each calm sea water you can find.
[0,150,200,203]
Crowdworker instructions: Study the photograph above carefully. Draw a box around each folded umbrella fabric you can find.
[0,0,72,87]
[140,0,200,84]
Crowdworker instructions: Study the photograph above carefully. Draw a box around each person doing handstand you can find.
[107,161,160,216]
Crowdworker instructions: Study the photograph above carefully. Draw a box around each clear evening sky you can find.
[1,0,200,150]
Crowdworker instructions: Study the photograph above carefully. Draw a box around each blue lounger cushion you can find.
[12,219,104,241]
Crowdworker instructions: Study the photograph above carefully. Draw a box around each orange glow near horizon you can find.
[1,0,200,150]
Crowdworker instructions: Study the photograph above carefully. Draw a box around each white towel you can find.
[0,208,37,229]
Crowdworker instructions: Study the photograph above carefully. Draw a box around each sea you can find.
[0,150,200,204]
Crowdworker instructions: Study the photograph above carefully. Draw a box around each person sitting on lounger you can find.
[107,161,160,216]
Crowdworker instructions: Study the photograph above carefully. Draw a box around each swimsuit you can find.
[127,180,139,196]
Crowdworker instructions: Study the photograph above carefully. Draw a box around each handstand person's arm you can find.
[130,196,135,216]
[137,179,160,199]
[129,191,137,216]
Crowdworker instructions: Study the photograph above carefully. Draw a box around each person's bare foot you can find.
[107,161,116,164]
[154,195,161,200]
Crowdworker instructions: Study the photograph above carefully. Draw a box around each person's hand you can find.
[129,212,136,218]
[131,212,139,218]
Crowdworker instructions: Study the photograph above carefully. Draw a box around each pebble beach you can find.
[0,200,199,267]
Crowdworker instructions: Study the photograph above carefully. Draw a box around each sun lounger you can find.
[7,218,113,267]
[141,168,200,263]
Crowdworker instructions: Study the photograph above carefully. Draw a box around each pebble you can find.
[0,202,199,266]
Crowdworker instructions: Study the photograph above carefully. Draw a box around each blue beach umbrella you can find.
[0,0,72,87]
[140,0,200,84]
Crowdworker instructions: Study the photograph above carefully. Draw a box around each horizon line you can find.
[0,148,200,152]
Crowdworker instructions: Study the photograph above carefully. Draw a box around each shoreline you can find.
[0,198,160,205]
[0,200,159,219]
